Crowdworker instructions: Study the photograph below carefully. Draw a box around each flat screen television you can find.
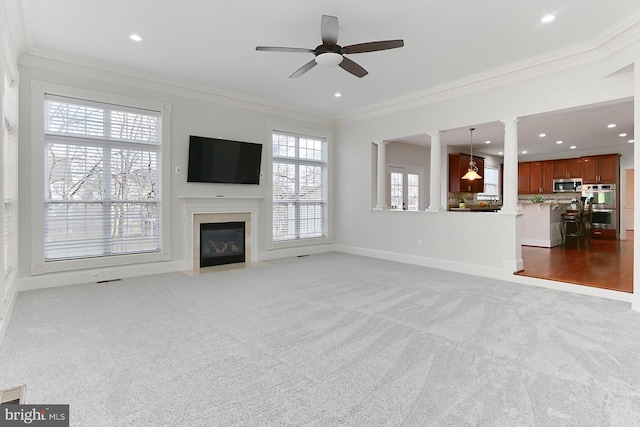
[187,135,262,184]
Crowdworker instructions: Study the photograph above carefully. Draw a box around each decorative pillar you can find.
[501,118,520,212]
[373,141,389,210]
[427,131,443,211]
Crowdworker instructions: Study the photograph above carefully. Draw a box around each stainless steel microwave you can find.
[553,178,582,193]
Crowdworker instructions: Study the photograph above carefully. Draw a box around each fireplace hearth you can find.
[200,222,245,267]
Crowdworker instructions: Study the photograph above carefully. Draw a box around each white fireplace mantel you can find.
[179,197,263,270]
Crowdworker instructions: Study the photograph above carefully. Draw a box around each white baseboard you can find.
[260,244,335,261]
[19,260,184,291]
[521,238,562,247]
[333,244,505,280]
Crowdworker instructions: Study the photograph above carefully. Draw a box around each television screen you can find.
[187,135,262,184]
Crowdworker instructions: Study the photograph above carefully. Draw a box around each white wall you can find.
[17,56,334,288]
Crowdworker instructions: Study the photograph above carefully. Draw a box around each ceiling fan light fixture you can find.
[315,52,343,67]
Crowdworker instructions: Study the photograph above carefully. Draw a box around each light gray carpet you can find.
[1,252,639,426]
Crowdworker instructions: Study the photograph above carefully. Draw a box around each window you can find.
[388,167,421,211]
[272,132,327,242]
[44,95,161,261]
[478,165,499,200]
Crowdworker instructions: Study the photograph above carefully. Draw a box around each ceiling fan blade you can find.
[289,59,317,78]
[321,15,339,45]
[256,46,314,53]
[339,57,368,78]
[342,39,404,54]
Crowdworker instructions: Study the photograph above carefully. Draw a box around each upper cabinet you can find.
[518,162,530,194]
[522,161,553,194]
[581,154,619,184]
[553,158,582,179]
[449,153,484,193]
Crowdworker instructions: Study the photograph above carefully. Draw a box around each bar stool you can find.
[560,207,583,249]
[582,201,593,246]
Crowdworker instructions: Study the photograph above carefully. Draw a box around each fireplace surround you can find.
[180,197,261,271]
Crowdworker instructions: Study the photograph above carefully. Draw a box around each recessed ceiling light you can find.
[539,133,547,138]
[541,15,556,24]
[570,145,577,149]
[629,139,635,144]
[498,151,504,155]
[556,140,563,144]
[334,92,342,98]
[619,133,627,137]
[522,151,528,154]
[607,123,616,128]
[484,140,491,144]
[129,33,142,42]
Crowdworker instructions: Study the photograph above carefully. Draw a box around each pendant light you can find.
[461,127,482,180]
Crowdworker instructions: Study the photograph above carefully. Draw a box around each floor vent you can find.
[96,278,122,284]
[0,385,25,404]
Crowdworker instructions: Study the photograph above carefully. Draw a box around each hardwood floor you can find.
[516,231,634,293]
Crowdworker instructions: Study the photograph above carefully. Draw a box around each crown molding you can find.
[336,10,640,126]
[2,0,29,56]
[19,49,335,127]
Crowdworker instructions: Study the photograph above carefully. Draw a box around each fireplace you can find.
[199,222,246,267]
[181,197,261,271]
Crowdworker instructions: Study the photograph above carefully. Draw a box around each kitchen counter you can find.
[521,202,570,247]
[449,206,501,212]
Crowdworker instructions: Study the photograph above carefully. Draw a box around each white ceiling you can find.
[23,0,638,155]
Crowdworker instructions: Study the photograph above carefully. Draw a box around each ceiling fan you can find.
[256,15,404,78]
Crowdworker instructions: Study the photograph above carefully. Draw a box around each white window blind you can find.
[44,95,161,261]
[272,132,327,242]
[3,71,17,278]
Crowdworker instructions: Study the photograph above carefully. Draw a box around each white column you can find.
[373,141,389,210]
[501,118,520,212]
[427,131,443,211]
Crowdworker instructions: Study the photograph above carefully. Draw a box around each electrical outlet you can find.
[91,272,100,279]
[417,239,423,247]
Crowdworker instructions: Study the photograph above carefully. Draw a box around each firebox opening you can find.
[200,222,245,267]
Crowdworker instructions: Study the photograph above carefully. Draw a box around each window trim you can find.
[30,81,172,275]
[267,123,332,251]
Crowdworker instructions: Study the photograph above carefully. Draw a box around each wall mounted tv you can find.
[187,135,263,184]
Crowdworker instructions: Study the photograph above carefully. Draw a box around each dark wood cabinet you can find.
[543,161,554,193]
[553,158,582,179]
[449,153,484,193]
[528,161,554,193]
[518,162,530,194]
[581,154,619,184]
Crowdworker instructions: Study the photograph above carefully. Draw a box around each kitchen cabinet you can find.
[518,161,553,194]
[529,161,554,193]
[553,158,582,179]
[449,153,484,193]
[581,154,619,184]
[518,162,530,194]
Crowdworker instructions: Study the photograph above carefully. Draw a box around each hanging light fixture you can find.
[461,127,482,180]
